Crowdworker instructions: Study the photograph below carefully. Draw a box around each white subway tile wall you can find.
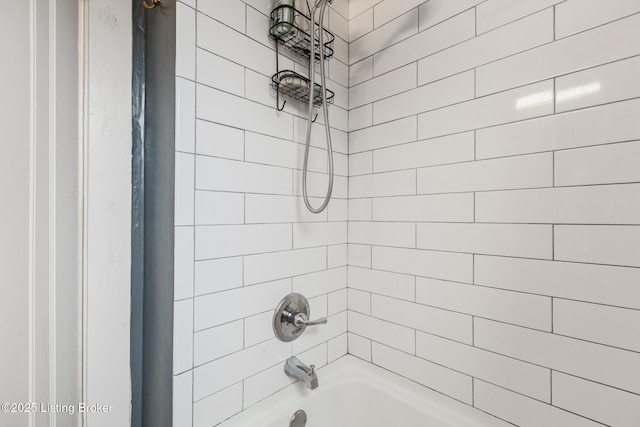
[172,0,640,425]
[346,1,640,427]
[173,2,348,426]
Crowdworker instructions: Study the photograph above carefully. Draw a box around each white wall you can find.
[347,1,640,426]
[0,4,34,424]
[0,1,132,426]
[172,2,349,426]
[84,0,133,425]
[0,1,83,426]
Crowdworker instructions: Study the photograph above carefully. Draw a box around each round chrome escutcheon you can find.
[273,293,310,342]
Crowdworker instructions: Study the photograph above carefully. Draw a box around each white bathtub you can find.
[219,356,510,427]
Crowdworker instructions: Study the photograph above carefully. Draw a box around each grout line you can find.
[551,298,554,333]
[370,101,374,126]
[337,218,640,226]
[552,151,556,187]
[242,380,246,410]
[474,6,477,37]
[472,193,476,223]
[353,178,640,198]
[241,255,245,287]
[359,331,640,405]
[556,9,640,41]
[353,93,640,148]
[371,5,375,31]
[473,68,477,98]
[326,246,330,268]
[348,267,640,314]
[190,10,199,417]
[190,234,640,280]
[368,244,373,269]
[354,6,478,63]
[352,25,640,102]
[414,213,418,249]
[472,316,475,346]
[471,253,475,283]
[192,7,199,425]
[194,311,346,369]
[326,244,329,269]
[351,9,640,87]
[473,130,477,160]
[351,106,640,159]
[553,77,557,114]
[472,377,475,407]
[552,224,555,260]
[550,370,553,404]
[193,117,350,153]
[553,5,557,41]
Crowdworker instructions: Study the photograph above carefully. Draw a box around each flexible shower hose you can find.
[302,0,334,214]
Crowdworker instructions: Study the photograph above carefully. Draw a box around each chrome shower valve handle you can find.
[273,293,328,342]
[292,311,327,328]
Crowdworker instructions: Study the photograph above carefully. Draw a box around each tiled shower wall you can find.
[171,1,350,426]
[170,0,640,426]
[347,0,640,426]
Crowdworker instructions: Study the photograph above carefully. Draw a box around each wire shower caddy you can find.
[269,4,336,112]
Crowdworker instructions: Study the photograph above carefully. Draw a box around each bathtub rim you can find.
[216,354,511,427]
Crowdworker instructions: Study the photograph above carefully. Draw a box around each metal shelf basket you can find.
[269,4,335,61]
[271,70,335,108]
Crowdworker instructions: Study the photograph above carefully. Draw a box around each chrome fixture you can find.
[303,0,335,213]
[273,293,327,342]
[290,410,308,427]
[285,357,319,390]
